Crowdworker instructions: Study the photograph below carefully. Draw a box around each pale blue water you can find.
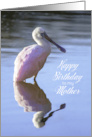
[1,11,91,136]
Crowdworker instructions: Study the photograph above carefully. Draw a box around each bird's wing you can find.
[14,44,42,65]
[14,44,48,80]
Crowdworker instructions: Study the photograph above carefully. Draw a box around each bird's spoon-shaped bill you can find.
[44,32,66,53]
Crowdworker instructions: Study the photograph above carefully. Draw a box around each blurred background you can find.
[1,11,91,136]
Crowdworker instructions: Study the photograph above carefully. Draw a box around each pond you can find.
[1,11,91,136]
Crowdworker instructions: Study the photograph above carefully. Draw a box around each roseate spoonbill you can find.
[13,27,66,82]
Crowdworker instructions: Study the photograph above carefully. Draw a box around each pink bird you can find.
[13,27,66,82]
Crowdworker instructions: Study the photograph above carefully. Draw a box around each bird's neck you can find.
[37,39,51,53]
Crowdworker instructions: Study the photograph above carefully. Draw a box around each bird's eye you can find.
[40,33,44,38]
[37,33,44,38]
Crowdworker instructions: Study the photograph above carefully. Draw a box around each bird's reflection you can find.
[13,81,66,128]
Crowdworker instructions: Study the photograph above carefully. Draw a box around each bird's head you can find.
[32,27,66,53]
[32,27,45,40]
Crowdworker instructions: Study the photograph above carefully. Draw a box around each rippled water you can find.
[1,11,91,136]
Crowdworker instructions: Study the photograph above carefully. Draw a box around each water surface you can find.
[1,11,91,136]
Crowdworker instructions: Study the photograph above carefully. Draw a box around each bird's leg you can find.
[24,79,26,82]
[34,74,37,82]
